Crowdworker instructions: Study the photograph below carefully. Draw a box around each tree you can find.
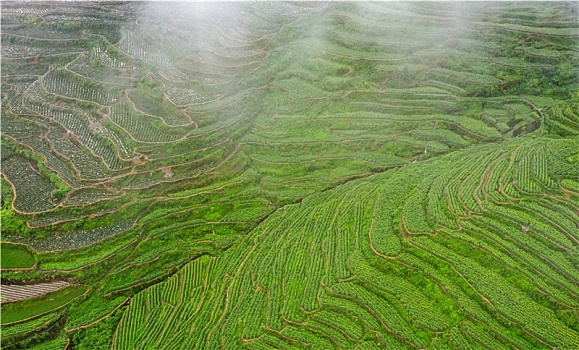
[1,209,31,237]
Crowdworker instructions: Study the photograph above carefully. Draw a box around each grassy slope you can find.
[1,286,88,325]
[1,242,35,269]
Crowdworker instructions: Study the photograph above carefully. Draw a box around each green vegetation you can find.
[1,1,577,348]
[0,242,35,269]
[114,138,579,349]
[1,285,88,325]
[71,308,124,350]
[1,312,60,339]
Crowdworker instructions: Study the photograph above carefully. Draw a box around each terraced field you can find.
[115,139,579,350]
[1,2,577,349]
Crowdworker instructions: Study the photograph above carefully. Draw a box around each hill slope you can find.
[1,1,577,349]
[114,137,579,349]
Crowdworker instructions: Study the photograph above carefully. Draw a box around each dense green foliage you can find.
[0,242,35,269]
[1,286,87,325]
[1,1,577,349]
[115,138,579,349]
